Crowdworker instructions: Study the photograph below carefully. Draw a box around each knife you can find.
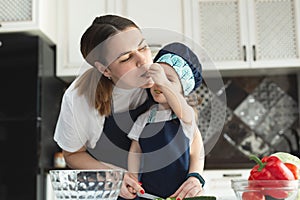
[137,192,162,199]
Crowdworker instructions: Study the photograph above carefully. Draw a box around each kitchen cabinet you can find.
[121,0,183,33]
[56,0,106,77]
[122,0,186,61]
[56,0,184,77]
[185,0,300,70]
[0,0,57,44]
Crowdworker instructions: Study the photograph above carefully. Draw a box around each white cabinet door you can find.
[248,0,300,69]
[123,0,183,33]
[56,0,106,77]
[0,0,57,44]
[188,0,250,70]
[187,0,300,70]
[121,0,186,59]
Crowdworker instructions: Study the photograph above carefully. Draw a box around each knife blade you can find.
[137,192,162,199]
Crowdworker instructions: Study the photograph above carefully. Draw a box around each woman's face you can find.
[104,27,154,89]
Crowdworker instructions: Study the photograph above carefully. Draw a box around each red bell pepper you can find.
[242,191,265,200]
[284,162,299,179]
[249,155,295,180]
[247,155,295,199]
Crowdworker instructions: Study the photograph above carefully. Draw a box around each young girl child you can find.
[127,42,205,199]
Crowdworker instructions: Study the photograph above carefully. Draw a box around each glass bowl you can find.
[49,169,125,200]
[231,179,299,200]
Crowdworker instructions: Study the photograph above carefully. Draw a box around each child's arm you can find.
[170,127,205,198]
[128,140,142,179]
[189,127,205,175]
[149,63,194,124]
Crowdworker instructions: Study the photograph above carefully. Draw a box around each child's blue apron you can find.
[138,119,190,198]
[87,91,190,199]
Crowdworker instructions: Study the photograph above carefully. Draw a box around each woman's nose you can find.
[135,51,147,67]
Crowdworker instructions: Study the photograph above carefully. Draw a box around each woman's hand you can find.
[170,176,204,200]
[119,173,144,199]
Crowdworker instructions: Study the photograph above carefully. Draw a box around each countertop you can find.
[46,169,251,200]
[201,169,251,200]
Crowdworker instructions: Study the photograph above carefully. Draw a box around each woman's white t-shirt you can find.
[53,77,148,152]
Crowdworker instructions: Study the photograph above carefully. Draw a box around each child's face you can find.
[150,63,183,105]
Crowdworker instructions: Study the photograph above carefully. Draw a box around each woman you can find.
[54,14,204,199]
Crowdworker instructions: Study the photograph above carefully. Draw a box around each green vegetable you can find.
[184,197,216,200]
[265,195,284,200]
[154,196,216,200]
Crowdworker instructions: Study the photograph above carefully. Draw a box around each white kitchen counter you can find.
[202,169,251,200]
[46,169,251,200]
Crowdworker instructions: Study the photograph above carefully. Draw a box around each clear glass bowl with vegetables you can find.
[49,169,125,200]
[232,152,300,200]
[231,179,299,200]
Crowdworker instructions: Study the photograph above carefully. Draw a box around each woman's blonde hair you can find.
[75,15,139,116]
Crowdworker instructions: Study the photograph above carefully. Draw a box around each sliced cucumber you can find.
[155,196,216,200]
[184,196,217,200]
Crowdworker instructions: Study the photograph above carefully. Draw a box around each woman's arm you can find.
[128,140,142,177]
[63,146,144,199]
[123,141,143,196]
[62,146,115,169]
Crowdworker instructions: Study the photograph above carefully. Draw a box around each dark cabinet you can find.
[0,33,67,200]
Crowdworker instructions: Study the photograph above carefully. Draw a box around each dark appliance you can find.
[0,33,67,200]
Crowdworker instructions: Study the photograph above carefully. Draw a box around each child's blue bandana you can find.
[156,53,195,96]
[153,42,202,96]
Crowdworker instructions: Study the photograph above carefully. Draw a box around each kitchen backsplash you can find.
[190,74,300,169]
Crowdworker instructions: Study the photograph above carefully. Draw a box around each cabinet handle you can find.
[252,45,256,61]
[243,45,246,61]
[223,173,242,177]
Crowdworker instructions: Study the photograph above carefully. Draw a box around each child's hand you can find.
[170,176,204,200]
[148,63,169,86]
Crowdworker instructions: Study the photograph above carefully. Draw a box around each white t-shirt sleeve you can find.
[54,83,105,152]
[54,90,85,152]
[127,110,150,141]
